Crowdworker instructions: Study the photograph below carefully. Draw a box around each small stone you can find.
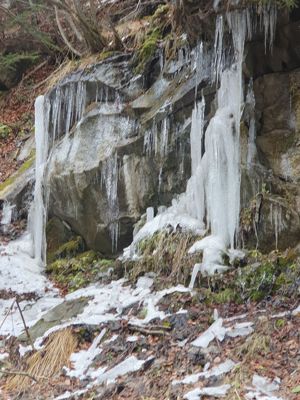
[187,347,207,366]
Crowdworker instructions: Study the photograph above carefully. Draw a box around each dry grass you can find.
[235,332,271,361]
[130,231,201,285]
[5,328,77,394]
[44,60,79,92]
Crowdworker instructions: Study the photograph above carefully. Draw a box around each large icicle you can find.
[29,95,50,266]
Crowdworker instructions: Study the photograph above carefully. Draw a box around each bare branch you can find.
[54,6,83,56]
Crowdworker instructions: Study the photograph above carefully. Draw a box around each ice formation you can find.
[172,359,236,386]
[0,201,14,232]
[191,318,253,348]
[29,95,50,266]
[126,5,278,279]
[184,384,231,400]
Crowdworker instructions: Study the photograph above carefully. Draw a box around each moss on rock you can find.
[46,243,115,293]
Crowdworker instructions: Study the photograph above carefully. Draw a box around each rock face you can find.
[46,56,193,254]
[41,11,300,255]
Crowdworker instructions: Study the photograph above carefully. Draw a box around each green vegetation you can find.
[46,249,115,292]
[0,124,12,139]
[46,237,115,292]
[0,155,35,193]
[0,52,40,73]
[135,28,162,73]
[47,236,85,263]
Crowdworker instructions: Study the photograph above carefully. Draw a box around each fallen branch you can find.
[16,297,35,351]
[0,299,15,331]
[1,370,38,383]
[128,324,170,336]
[19,59,49,87]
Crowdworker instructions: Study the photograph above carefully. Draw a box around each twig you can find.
[0,370,38,383]
[0,299,15,331]
[19,59,49,87]
[15,297,35,351]
[235,388,242,400]
[128,325,170,336]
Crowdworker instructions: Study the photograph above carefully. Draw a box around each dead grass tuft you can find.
[129,230,201,285]
[235,332,271,361]
[5,328,77,394]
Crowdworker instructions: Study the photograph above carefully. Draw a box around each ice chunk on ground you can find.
[172,359,236,385]
[54,389,88,400]
[184,384,231,399]
[65,329,106,379]
[191,318,253,348]
[0,353,8,361]
[127,335,139,342]
[90,355,153,384]
[245,375,283,400]
[226,322,254,338]
[191,318,226,348]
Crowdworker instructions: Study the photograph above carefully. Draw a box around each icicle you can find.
[190,98,205,175]
[212,15,224,83]
[158,167,163,193]
[1,202,14,232]
[65,82,75,135]
[270,202,286,250]
[30,95,50,266]
[160,117,169,157]
[246,79,257,168]
[262,1,277,52]
[189,263,200,289]
[146,207,154,222]
[101,152,120,252]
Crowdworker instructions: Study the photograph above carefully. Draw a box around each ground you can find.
[0,231,299,400]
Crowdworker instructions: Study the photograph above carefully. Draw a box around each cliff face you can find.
[1,5,300,257]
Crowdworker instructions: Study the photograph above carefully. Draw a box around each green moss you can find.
[46,248,116,292]
[275,319,286,329]
[151,4,169,20]
[97,50,117,61]
[135,28,162,73]
[0,123,12,139]
[0,154,35,193]
[53,236,85,260]
[237,262,277,301]
[212,288,240,304]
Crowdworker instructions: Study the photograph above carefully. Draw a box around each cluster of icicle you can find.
[126,1,277,279]
[29,79,121,265]
[30,0,277,268]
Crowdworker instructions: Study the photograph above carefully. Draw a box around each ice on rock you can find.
[146,207,155,222]
[1,201,14,232]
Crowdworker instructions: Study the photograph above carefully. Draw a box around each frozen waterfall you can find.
[126,6,277,278]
